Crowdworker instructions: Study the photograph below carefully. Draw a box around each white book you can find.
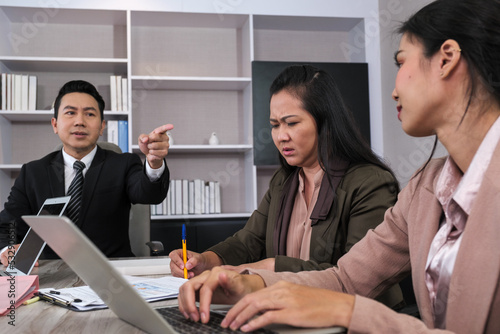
[204,184,210,214]
[21,75,28,111]
[10,74,15,110]
[209,181,216,214]
[165,189,171,215]
[155,203,163,215]
[161,195,167,216]
[28,76,37,110]
[215,181,221,214]
[170,180,176,215]
[6,74,12,110]
[175,179,182,215]
[201,181,206,214]
[121,77,128,112]
[1,73,6,110]
[110,75,117,111]
[194,179,203,214]
[182,179,189,215]
[116,75,122,111]
[107,120,119,146]
[14,74,22,111]
[188,180,195,214]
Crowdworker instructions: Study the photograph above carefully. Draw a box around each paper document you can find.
[110,257,171,275]
[38,275,186,311]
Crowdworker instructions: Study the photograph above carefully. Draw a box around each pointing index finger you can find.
[153,124,174,134]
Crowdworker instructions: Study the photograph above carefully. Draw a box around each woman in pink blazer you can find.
[177,0,500,332]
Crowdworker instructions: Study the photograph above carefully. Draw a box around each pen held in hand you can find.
[182,224,188,279]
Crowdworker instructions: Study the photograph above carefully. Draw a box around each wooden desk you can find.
[1,259,177,333]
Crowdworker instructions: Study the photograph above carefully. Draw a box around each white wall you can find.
[378,0,447,187]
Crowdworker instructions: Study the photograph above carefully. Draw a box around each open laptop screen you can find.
[9,196,70,275]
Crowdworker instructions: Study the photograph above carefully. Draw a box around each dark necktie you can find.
[66,160,85,223]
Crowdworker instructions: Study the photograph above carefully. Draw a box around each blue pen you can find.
[182,224,188,279]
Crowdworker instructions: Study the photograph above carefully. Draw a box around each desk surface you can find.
[1,259,176,333]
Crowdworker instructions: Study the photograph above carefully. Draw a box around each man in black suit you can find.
[0,80,172,263]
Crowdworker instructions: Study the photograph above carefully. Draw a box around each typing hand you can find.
[177,267,265,324]
[138,124,174,169]
[221,281,355,332]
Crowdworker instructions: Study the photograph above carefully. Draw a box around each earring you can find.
[452,48,462,52]
[440,72,444,77]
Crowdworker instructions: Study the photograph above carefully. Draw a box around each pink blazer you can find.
[257,142,500,333]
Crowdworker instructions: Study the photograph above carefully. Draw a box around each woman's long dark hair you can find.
[397,0,500,175]
[270,64,397,187]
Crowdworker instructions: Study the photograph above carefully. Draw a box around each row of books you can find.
[1,73,37,111]
[107,120,129,153]
[151,179,222,216]
[110,75,128,112]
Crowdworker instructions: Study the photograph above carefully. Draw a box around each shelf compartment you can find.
[0,7,127,59]
[253,15,363,62]
[0,70,128,111]
[131,11,251,77]
[131,89,247,146]
[155,153,254,214]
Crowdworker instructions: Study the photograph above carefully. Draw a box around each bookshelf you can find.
[0,1,379,234]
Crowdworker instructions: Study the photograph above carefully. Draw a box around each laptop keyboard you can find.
[156,306,277,334]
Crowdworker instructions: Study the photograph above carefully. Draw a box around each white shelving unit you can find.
[0,1,379,222]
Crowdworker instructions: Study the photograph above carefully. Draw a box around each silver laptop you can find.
[22,215,345,334]
[0,196,70,276]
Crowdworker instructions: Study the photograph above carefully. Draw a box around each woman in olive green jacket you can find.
[170,65,403,308]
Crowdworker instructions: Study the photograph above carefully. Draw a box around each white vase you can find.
[208,132,219,145]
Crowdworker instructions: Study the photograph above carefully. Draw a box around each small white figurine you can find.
[208,132,219,145]
[167,131,174,145]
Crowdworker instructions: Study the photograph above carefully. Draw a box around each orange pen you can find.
[182,224,188,279]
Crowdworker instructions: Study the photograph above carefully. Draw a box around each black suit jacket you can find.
[0,146,169,257]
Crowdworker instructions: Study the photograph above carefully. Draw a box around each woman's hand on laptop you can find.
[177,267,265,324]
[221,281,355,332]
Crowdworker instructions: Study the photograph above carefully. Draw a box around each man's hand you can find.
[138,124,174,169]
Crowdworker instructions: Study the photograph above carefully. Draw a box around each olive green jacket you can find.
[208,163,403,308]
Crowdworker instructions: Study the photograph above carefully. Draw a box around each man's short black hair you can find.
[53,80,105,120]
